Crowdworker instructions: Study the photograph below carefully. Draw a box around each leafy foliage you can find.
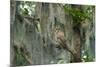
[18,1,36,16]
[63,5,94,25]
[82,51,95,62]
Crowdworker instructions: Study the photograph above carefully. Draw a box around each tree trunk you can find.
[10,0,16,66]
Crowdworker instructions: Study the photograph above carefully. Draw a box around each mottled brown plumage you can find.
[53,26,76,58]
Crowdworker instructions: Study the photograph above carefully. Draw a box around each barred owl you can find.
[54,26,67,49]
[53,26,75,57]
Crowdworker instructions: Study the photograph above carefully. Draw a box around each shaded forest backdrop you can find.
[10,0,95,66]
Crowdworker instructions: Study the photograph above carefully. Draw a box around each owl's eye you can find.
[56,45,61,49]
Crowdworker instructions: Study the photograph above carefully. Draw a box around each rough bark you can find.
[10,0,16,66]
